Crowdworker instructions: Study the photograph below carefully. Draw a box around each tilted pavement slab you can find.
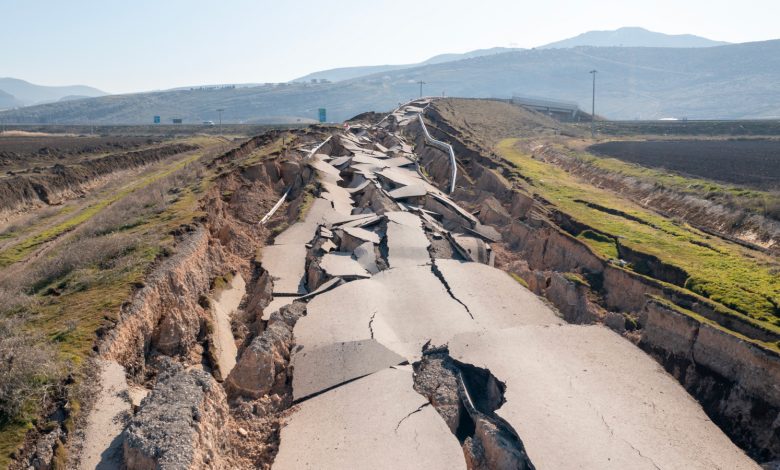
[307,155,342,184]
[290,339,406,400]
[341,225,380,245]
[320,181,355,215]
[320,252,371,279]
[353,241,379,274]
[435,258,562,328]
[260,244,308,295]
[273,198,338,245]
[273,367,466,470]
[294,265,476,360]
[448,325,760,470]
[385,211,431,269]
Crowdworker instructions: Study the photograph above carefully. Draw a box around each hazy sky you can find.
[3,0,779,94]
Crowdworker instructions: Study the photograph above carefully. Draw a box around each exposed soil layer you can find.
[589,139,780,190]
[2,128,324,470]
[413,347,534,470]
[0,135,156,170]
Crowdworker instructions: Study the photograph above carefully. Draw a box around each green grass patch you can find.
[240,134,296,168]
[296,184,317,222]
[563,272,590,288]
[0,420,33,469]
[0,151,206,268]
[577,230,619,260]
[509,272,529,289]
[497,138,780,327]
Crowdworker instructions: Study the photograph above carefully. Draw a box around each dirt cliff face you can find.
[123,360,231,470]
[52,129,324,470]
[641,300,780,461]
[410,104,780,462]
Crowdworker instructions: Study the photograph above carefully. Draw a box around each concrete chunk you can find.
[274,368,466,470]
[354,241,379,274]
[320,252,371,279]
[341,226,380,245]
[124,363,230,470]
[291,339,406,400]
[385,211,431,269]
[261,244,308,295]
[389,184,428,200]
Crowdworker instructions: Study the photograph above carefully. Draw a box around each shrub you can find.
[0,317,63,423]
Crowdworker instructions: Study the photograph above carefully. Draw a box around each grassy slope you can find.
[560,141,780,218]
[497,138,780,329]
[0,137,212,267]
[0,138,222,468]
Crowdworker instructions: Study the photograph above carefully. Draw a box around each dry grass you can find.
[0,317,63,423]
[0,139,223,467]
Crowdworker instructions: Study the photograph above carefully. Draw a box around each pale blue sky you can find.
[2,0,779,93]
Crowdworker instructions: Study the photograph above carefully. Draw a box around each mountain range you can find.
[293,47,519,83]
[2,28,778,123]
[295,27,726,84]
[0,78,106,109]
[539,26,729,49]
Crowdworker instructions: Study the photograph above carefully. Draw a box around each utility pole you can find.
[417,80,426,98]
[217,108,224,135]
[589,70,597,139]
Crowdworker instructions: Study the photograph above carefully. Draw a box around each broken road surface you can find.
[264,101,759,469]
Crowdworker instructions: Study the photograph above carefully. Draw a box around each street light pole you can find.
[589,70,597,139]
[217,108,224,135]
[417,80,426,98]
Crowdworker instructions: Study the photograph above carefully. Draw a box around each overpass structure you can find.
[512,95,583,120]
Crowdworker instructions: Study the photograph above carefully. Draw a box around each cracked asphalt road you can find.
[267,101,759,470]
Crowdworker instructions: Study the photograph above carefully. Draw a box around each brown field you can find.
[588,139,780,189]
[0,135,158,171]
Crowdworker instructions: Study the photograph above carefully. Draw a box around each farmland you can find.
[588,139,780,189]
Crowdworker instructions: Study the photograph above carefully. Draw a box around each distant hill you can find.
[0,89,22,110]
[0,78,107,106]
[540,27,729,49]
[292,47,520,83]
[2,39,780,123]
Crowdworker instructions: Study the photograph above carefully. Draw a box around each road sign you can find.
[318,108,326,123]
[153,115,160,124]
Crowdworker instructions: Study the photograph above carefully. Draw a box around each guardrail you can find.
[417,113,457,194]
[260,136,332,225]
[372,98,420,129]
[307,135,332,157]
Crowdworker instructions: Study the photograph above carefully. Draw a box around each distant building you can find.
[511,95,582,121]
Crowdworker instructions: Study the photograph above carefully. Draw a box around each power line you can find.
[417,80,426,98]
[589,70,597,139]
